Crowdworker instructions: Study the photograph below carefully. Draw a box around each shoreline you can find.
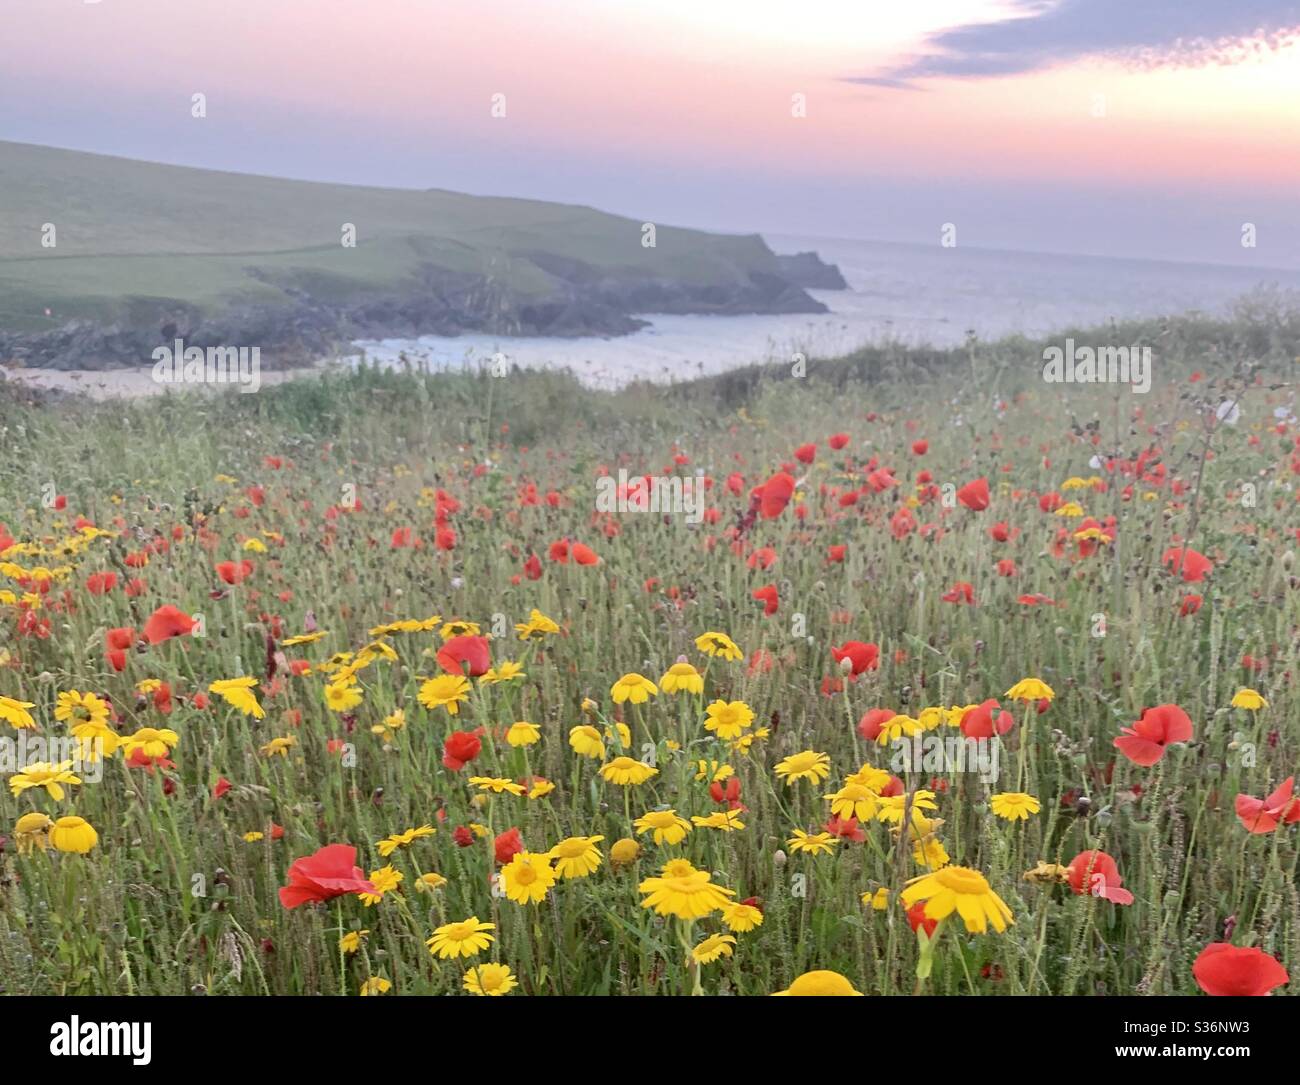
[1,359,338,400]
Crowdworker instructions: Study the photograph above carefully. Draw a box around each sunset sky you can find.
[3,0,1299,265]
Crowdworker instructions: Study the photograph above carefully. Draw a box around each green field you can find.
[1,307,1298,996]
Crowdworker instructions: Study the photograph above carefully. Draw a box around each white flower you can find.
[1216,400,1241,425]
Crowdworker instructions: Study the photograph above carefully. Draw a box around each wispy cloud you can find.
[847,0,1300,86]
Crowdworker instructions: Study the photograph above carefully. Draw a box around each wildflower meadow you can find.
[1,317,1298,998]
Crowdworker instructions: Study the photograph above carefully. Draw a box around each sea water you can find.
[351,232,1300,388]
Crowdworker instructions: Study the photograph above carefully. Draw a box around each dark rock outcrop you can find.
[0,249,841,370]
[773,251,848,290]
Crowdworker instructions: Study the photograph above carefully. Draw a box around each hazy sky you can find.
[3,0,1299,266]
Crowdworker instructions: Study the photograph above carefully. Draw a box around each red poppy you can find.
[572,542,599,565]
[828,433,849,450]
[942,581,975,605]
[821,676,845,697]
[793,443,817,465]
[278,844,376,908]
[890,507,916,539]
[452,825,475,848]
[831,641,879,676]
[710,777,742,807]
[827,544,847,563]
[437,635,491,677]
[522,553,542,580]
[956,477,990,511]
[213,777,231,799]
[548,539,570,563]
[824,815,866,842]
[866,468,897,493]
[442,730,482,771]
[494,827,524,865]
[85,571,118,595]
[150,682,173,714]
[1235,777,1300,834]
[757,472,796,519]
[857,708,895,741]
[911,439,928,456]
[105,626,135,672]
[143,604,195,645]
[1066,849,1134,905]
[1179,594,1203,616]
[1114,703,1193,766]
[1193,942,1289,996]
[216,559,254,585]
[1162,546,1213,582]
[960,699,1013,738]
[906,901,938,937]
[126,748,176,774]
[752,584,779,616]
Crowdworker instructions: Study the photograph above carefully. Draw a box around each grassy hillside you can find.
[0,141,827,354]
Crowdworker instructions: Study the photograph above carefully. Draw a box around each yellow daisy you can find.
[691,933,737,965]
[703,699,755,740]
[695,631,743,661]
[901,865,1014,934]
[774,750,832,786]
[786,829,838,856]
[500,852,557,905]
[1005,677,1055,703]
[507,721,541,747]
[633,808,692,845]
[464,962,518,996]
[548,835,605,878]
[990,792,1041,821]
[417,674,471,714]
[600,756,658,786]
[9,760,81,801]
[611,673,658,704]
[638,858,734,919]
[426,917,495,959]
[659,660,704,694]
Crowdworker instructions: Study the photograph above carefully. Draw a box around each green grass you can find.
[0,310,1298,996]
